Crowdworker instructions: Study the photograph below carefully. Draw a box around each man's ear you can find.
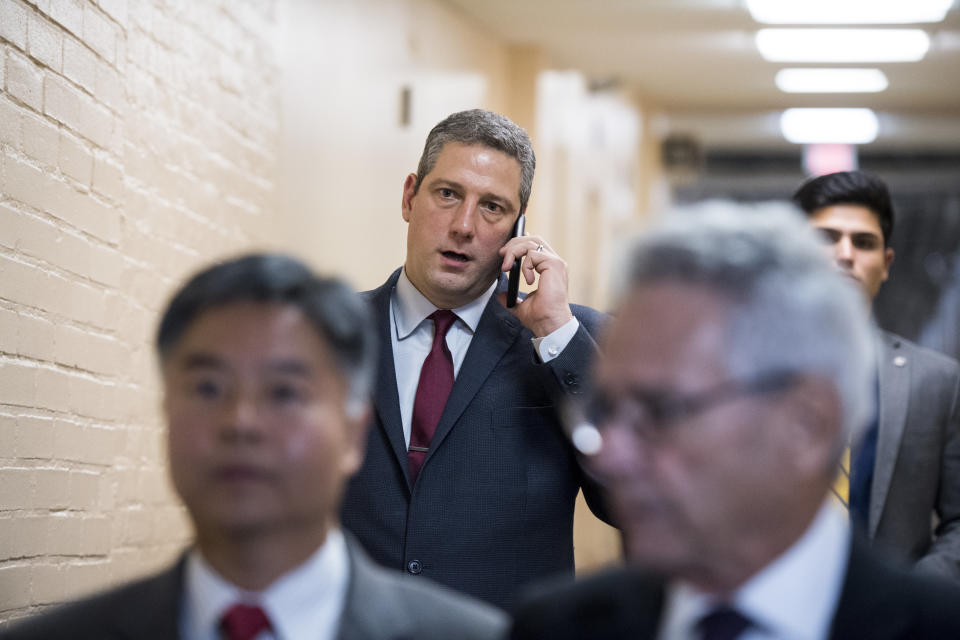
[781,376,844,477]
[401,174,418,223]
[884,247,895,271]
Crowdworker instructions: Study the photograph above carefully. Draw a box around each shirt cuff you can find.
[531,316,580,363]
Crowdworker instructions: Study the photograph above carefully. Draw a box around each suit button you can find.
[407,559,422,574]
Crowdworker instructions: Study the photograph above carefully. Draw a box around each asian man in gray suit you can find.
[3,254,506,640]
[794,171,960,579]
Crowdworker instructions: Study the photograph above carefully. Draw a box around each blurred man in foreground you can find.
[4,254,505,640]
[510,203,960,639]
[794,171,960,579]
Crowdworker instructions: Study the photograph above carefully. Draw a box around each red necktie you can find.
[220,603,272,640]
[409,310,457,484]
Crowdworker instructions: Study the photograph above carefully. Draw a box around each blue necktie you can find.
[697,606,752,640]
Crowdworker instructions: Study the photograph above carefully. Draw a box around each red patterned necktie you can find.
[408,310,457,484]
[220,603,272,640]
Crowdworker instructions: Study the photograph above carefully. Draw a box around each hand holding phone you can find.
[506,213,526,308]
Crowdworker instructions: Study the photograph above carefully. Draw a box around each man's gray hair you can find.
[414,109,536,212]
[615,201,875,451]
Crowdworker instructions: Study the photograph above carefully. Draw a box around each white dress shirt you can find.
[390,268,579,447]
[180,529,350,640]
[657,500,851,640]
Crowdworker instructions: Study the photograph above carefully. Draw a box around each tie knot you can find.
[429,310,458,338]
[220,603,272,640]
[697,605,752,640]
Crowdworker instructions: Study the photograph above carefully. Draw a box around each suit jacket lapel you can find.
[337,534,417,640]
[870,331,909,537]
[422,292,523,470]
[366,269,413,485]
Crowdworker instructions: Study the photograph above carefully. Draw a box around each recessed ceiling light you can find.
[746,0,952,25]
[781,108,879,144]
[775,68,889,93]
[757,29,930,62]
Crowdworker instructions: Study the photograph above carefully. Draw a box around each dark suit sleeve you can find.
[541,305,613,525]
[0,560,183,640]
[510,569,663,640]
[918,357,960,578]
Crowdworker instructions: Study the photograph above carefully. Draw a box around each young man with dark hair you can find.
[794,171,960,580]
[3,254,506,640]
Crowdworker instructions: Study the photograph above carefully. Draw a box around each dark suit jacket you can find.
[1,535,507,640]
[867,331,960,578]
[341,268,608,608]
[509,534,960,639]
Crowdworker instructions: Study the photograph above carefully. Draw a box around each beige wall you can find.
[0,0,663,623]
[278,0,514,290]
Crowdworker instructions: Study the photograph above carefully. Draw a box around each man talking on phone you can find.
[340,109,609,608]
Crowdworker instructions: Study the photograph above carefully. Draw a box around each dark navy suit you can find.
[341,268,608,608]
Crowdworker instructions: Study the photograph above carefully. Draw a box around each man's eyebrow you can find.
[179,352,226,370]
[482,192,513,207]
[428,178,464,192]
[176,354,312,377]
[264,359,314,377]
[813,225,880,239]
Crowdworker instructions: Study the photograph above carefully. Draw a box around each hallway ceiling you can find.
[442,0,960,149]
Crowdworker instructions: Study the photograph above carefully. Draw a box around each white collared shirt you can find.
[180,529,350,640]
[658,500,851,640]
[391,268,579,447]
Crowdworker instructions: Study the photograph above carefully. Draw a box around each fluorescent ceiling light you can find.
[757,29,930,62]
[781,108,879,144]
[775,68,888,93]
[746,0,952,25]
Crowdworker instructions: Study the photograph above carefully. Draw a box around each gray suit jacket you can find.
[867,330,960,578]
[0,534,507,640]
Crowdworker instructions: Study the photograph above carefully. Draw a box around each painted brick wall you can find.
[0,0,280,624]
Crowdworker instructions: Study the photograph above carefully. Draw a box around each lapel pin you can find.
[893,356,907,367]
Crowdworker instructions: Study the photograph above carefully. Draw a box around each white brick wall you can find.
[0,0,280,624]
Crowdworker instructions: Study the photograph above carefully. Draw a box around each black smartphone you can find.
[506,213,526,308]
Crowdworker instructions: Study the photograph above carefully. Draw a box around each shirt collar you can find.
[732,500,849,639]
[664,500,850,640]
[185,547,246,639]
[393,268,496,339]
[261,529,349,640]
[185,529,350,640]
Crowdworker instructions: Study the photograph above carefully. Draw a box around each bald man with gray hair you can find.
[511,202,960,640]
